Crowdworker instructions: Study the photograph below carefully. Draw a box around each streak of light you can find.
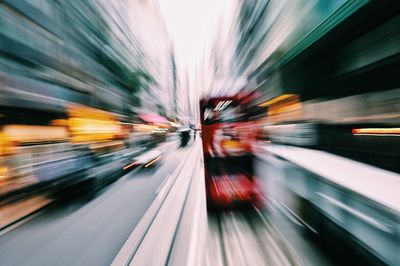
[144,156,162,168]
[258,94,297,107]
[352,128,400,136]
[123,161,139,170]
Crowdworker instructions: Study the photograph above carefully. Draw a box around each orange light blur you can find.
[260,94,302,124]
[51,119,68,126]
[68,104,116,120]
[2,125,69,143]
[258,94,297,107]
[0,166,8,180]
[144,156,161,168]
[352,128,400,136]
[90,141,124,150]
[123,161,139,170]
[133,124,158,132]
[68,104,122,143]
[153,123,170,128]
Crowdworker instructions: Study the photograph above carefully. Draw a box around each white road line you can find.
[255,207,303,266]
[155,174,172,196]
[111,144,198,266]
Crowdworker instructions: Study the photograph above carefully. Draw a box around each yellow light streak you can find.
[352,128,400,136]
[258,94,297,107]
[123,161,139,170]
[144,156,162,168]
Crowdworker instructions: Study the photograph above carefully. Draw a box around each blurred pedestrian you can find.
[180,129,190,147]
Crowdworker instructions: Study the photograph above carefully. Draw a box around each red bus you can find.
[200,95,261,208]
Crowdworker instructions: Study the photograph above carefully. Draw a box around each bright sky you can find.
[159,0,225,70]
[158,0,237,118]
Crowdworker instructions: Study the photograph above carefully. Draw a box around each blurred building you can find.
[0,0,176,120]
[126,0,177,119]
[0,0,176,200]
[232,0,400,172]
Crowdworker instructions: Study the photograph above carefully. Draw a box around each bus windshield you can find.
[202,100,244,125]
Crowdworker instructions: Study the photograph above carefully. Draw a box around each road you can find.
[0,141,341,266]
[0,141,188,266]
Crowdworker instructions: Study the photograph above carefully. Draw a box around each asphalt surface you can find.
[0,140,343,266]
[0,141,190,266]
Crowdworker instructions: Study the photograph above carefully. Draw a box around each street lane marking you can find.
[111,144,199,266]
[155,174,172,196]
